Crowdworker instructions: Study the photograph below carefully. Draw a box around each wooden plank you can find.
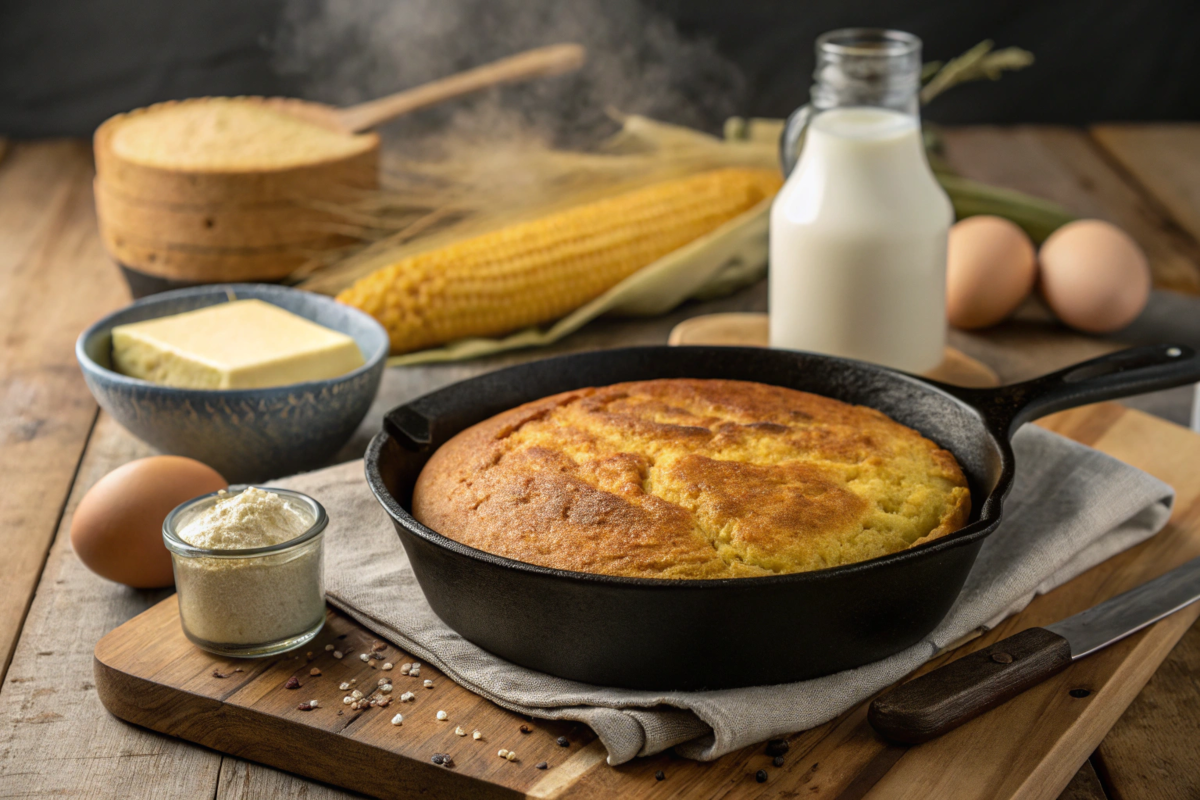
[1058,761,1109,800]
[1092,618,1200,799]
[215,759,361,799]
[0,141,130,681]
[89,404,1200,799]
[0,414,223,799]
[1091,124,1200,250]
[939,126,1200,294]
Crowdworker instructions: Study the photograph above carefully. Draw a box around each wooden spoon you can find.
[266,43,586,134]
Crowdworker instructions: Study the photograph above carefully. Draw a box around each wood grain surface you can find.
[2,126,1200,799]
[1092,124,1200,251]
[92,404,1200,800]
[0,141,129,679]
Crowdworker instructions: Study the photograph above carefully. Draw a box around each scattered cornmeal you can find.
[472,730,482,740]
[391,714,403,726]
[454,726,467,736]
[309,667,321,676]
[498,749,509,759]
[505,751,518,762]
[324,644,335,652]
[424,679,434,688]
[436,710,448,721]
[383,662,393,671]
[333,651,343,659]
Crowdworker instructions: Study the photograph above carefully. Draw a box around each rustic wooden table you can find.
[0,126,1198,799]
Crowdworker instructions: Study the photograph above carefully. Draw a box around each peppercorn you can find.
[773,756,785,767]
[557,736,570,747]
[655,770,665,781]
[765,739,789,757]
[756,769,768,783]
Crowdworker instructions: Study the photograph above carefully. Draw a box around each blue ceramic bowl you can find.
[76,284,388,482]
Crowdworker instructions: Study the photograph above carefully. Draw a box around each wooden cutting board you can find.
[94,402,1200,800]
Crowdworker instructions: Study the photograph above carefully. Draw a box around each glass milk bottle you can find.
[771,29,952,373]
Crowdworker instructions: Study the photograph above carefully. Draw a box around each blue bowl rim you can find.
[75,283,389,397]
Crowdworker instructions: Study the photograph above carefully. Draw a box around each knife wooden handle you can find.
[868,628,1073,744]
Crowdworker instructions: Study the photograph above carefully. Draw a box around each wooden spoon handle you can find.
[334,43,585,133]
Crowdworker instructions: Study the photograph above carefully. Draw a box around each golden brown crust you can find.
[413,379,971,579]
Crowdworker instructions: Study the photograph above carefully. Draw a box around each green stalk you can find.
[936,174,1074,243]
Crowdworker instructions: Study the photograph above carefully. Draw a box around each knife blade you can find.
[868,554,1200,745]
[1046,554,1200,658]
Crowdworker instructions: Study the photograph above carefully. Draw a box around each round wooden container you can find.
[93,98,380,295]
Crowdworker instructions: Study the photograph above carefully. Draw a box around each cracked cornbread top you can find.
[412,379,971,579]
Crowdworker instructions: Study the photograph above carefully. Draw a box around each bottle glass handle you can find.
[779,104,815,177]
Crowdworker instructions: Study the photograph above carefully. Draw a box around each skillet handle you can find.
[867,627,1073,744]
[955,344,1200,436]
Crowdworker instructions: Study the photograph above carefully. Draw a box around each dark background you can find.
[2,0,1198,139]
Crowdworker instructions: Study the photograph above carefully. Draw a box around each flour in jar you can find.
[169,487,325,649]
[178,486,312,549]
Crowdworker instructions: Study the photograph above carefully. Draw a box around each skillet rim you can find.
[363,345,1019,589]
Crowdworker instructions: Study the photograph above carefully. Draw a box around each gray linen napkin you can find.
[273,425,1174,764]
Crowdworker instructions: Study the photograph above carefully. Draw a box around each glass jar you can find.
[771,29,952,373]
[779,28,924,175]
[163,487,328,657]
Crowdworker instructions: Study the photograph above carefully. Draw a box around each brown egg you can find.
[70,456,227,588]
[1039,220,1150,333]
[946,215,1037,329]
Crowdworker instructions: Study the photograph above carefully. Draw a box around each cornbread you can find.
[413,379,970,579]
[111,299,365,389]
[108,97,375,171]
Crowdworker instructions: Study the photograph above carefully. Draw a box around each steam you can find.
[271,0,746,148]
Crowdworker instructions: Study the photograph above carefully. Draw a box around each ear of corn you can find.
[337,167,782,354]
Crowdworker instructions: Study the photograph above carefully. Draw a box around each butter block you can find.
[112,299,365,389]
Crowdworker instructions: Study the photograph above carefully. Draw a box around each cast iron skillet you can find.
[365,344,1200,691]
